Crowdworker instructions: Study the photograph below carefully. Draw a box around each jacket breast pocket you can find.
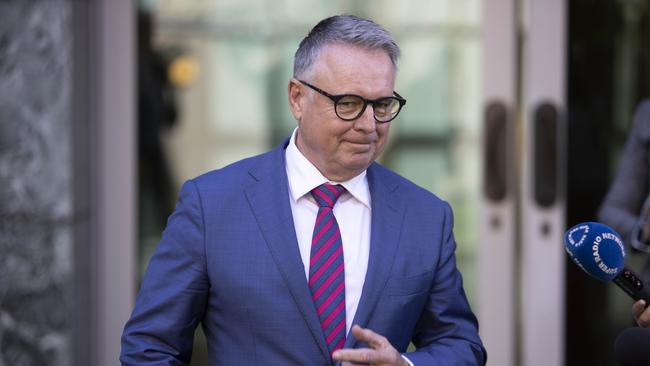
[383,270,433,296]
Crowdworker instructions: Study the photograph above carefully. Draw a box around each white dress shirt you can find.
[285,128,371,335]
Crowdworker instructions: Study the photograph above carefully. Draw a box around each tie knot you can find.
[310,183,345,208]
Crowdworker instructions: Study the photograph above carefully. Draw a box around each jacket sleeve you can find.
[598,100,650,243]
[403,202,487,365]
[121,180,210,365]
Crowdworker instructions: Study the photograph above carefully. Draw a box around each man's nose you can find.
[353,105,377,132]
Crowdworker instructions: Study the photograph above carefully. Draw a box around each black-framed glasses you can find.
[298,80,406,123]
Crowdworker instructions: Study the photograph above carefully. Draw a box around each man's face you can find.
[288,43,396,182]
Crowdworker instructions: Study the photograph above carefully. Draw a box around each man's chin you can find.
[342,157,374,173]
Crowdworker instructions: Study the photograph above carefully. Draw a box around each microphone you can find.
[615,327,650,366]
[564,222,650,302]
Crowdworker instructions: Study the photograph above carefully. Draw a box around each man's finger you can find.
[332,348,377,364]
[351,325,390,349]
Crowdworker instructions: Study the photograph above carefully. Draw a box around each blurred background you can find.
[0,0,649,365]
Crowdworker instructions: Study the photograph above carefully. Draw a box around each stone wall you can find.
[0,1,73,365]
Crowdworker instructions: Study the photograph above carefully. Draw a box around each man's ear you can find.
[288,78,305,121]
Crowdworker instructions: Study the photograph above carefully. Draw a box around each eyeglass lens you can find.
[335,96,401,122]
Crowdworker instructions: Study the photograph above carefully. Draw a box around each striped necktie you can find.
[309,183,347,354]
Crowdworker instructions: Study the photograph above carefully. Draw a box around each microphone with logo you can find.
[564,222,650,302]
[564,222,650,365]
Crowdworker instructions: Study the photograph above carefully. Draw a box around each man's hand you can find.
[332,325,409,366]
[633,300,650,328]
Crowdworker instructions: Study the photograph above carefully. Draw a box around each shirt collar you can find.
[285,127,371,208]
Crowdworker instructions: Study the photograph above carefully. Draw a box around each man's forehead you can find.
[312,44,395,78]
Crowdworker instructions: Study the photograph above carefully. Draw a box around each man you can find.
[121,15,486,365]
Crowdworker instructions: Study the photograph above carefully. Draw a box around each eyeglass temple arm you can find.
[393,91,406,104]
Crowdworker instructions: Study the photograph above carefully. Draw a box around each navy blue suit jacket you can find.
[121,141,486,365]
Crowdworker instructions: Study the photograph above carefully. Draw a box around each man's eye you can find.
[337,99,362,110]
[376,102,390,109]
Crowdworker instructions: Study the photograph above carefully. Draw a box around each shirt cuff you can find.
[401,354,414,366]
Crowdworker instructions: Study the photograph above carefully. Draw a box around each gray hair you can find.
[293,15,400,79]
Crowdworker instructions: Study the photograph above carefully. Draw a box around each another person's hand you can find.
[332,325,409,366]
[632,300,650,328]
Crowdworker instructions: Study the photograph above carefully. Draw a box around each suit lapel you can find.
[244,144,331,364]
[344,164,405,349]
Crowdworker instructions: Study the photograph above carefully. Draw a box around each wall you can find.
[0,1,73,365]
[0,1,136,365]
